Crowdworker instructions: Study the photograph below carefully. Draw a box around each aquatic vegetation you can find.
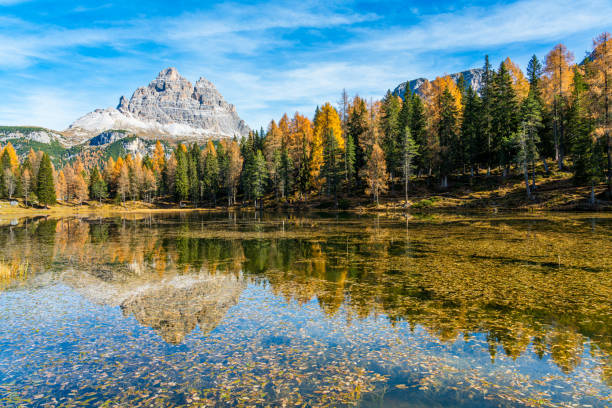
[0,213,610,407]
[0,259,28,290]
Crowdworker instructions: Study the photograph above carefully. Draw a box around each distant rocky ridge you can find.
[0,126,68,146]
[393,68,485,98]
[66,67,250,143]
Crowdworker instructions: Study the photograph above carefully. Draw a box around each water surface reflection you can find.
[0,212,610,407]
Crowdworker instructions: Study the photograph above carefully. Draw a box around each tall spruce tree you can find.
[252,150,267,209]
[36,153,56,208]
[492,61,520,176]
[402,126,419,204]
[481,55,495,175]
[461,86,482,177]
[438,89,460,188]
[409,93,428,175]
[380,90,402,186]
[175,146,189,203]
[323,129,341,206]
[569,68,601,203]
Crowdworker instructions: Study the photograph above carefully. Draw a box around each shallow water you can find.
[0,212,611,407]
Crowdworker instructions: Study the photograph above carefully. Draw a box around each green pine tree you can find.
[438,89,460,188]
[461,86,483,177]
[89,167,108,203]
[175,146,189,203]
[36,153,56,208]
[402,126,419,204]
[481,55,495,175]
[252,150,267,209]
[409,93,428,175]
[380,90,402,186]
[568,68,602,204]
[323,128,341,207]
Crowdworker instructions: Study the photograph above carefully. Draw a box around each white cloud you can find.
[353,0,612,53]
[1,0,609,130]
[0,88,99,130]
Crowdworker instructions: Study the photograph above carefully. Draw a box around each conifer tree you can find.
[203,141,219,205]
[21,168,32,206]
[543,43,574,170]
[362,143,388,205]
[481,55,495,175]
[569,67,601,203]
[323,129,341,206]
[402,126,419,204]
[252,150,267,209]
[344,132,356,185]
[175,146,189,203]
[226,140,243,206]
[461,86,482,177]
[380,91,402,185]
[409,93,428,175]
[492,61,520,176]
[347,96,369,180]
[89,167,108,203]
[438,88,460,188]
[515,92,543,199]
[36,153,56,208]
[585,32,611,197]
[188,143,200,204]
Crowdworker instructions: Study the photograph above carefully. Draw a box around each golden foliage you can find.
[311,102,344,188]
[362,143,389,203]
[0,142,19,171]
[503,57,530,101]
[585,32,611,138]
[542,43,575,105]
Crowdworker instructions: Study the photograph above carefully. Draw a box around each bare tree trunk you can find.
[441,175,448,189]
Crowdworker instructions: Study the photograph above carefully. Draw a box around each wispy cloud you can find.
[354,0,611,53]
[0,0,608,130]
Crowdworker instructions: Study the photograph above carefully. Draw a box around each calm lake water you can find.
[0,212,611,407]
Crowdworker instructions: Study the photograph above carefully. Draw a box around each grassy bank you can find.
[1,164,610,218]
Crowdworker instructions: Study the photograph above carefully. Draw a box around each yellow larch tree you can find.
[264,120,282,162]
[289,112,313,170]
[311,103,344,189]
[278,113,291,147]
[1,142,19,171]
[503,57,530,101]
[543,43,574,168]
[585,32,611,195]
[152,141,166,175]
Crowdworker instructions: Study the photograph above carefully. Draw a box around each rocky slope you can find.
[0,126,69,146]
[393,68,485,98]
[66,67,250,143]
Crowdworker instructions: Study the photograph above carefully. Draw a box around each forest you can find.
[0,33,610,210]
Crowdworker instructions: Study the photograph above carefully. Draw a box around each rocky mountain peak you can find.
[68,67,250,142]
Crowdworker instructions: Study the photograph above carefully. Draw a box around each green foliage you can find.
[35,153,56,206]
[175,147,189,202]
[252,150,267,206]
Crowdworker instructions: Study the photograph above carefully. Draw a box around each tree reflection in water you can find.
[0,212,611,406]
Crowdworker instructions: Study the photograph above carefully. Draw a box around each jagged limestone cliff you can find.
[66,68,250,143]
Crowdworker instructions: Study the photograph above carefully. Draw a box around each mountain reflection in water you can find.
[0,212,610,407]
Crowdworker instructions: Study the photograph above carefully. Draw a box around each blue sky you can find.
[0,0,610,131]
